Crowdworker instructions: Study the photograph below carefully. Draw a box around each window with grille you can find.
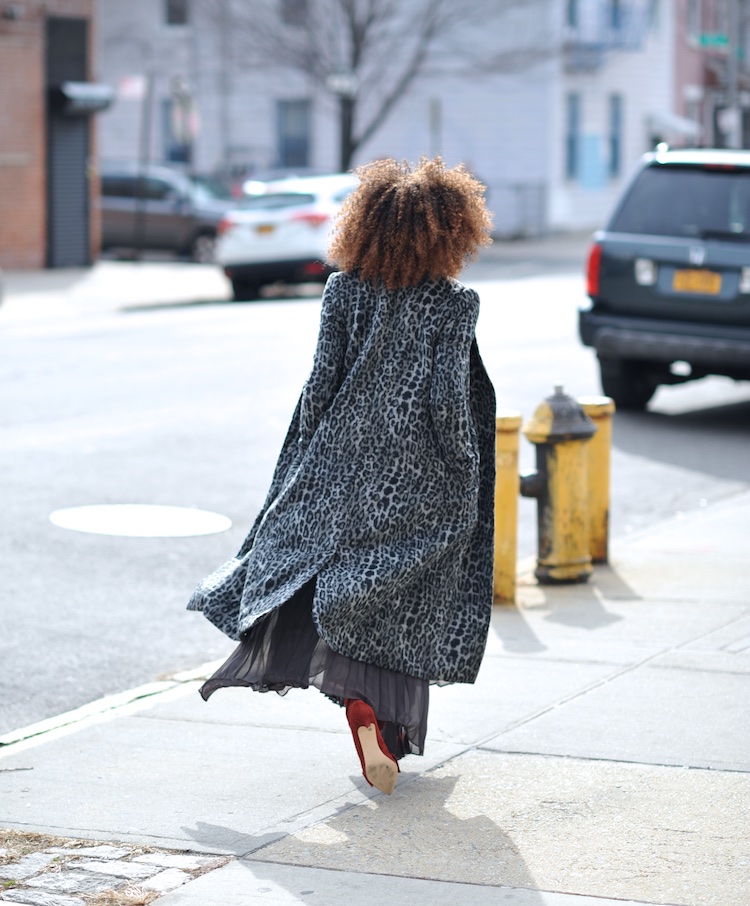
[565,93,581,181]
[610,0,622,30]
[281,0,307,27]
[277,99,311,167]
[609,94,623,177]
[166,0,189,26]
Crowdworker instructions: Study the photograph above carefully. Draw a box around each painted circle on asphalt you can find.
[49,504,232,537]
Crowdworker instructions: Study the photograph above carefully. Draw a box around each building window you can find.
[610,0,622,30]
[277,99,310,167]
[162,98,191,164]
[566,0,578,28]
[565,93,581,180]
[609,94,623,177]
[281,0,307,27]
[165,0,189,26]
[649,0,660,29]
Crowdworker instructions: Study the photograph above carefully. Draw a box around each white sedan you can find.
[215,173,358,300]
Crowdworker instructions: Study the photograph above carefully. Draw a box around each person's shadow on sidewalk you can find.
[182,774,549,901]
[179,820,284,855]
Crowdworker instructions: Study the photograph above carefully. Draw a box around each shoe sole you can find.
[358,724,398,795]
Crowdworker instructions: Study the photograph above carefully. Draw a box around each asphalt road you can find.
[2,252,749,736]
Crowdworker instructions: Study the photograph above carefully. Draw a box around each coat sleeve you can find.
[298,273,348,448]
[430,289,481,477]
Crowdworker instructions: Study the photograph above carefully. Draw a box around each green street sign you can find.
[699,33,729,47]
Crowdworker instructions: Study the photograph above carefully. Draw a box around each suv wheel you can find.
[231,278,260,302]
[191,232,216,264]
[598,357,658,410]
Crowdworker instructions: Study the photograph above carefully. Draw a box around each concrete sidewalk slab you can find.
[426,656,619,745]
[1,492,748,905]
[484,662,750,770]
[247,750,750,906]
[0,591,664,854]
[152,859,656,906]
[679,612,750,654]
[504,583,747,650]
[144,655,620,749]
[0,683,464,853]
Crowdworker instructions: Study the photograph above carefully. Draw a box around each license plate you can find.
[256,224,275,235]
[672,269,721,294]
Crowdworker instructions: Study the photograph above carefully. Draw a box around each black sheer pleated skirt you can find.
[199,579,428,758]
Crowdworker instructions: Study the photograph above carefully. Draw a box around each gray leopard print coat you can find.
[188,271,496,684]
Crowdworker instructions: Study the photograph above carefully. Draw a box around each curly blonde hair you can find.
[328,157,492,291]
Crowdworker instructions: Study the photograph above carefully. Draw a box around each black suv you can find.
[580,148,750,408]
[100,164,231,262]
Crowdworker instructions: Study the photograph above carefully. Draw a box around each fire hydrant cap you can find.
[523,384,597,445]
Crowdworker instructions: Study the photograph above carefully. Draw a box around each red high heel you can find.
[345,699,399,795]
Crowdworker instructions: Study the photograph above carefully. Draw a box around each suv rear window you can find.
[609,164,750,240]
[240,192,316,211]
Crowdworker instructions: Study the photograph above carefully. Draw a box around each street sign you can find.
[699,33,729,48]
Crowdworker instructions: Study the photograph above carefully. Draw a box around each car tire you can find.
[190,232,216,264]
[598,357,658,410]
[231,278,261,302]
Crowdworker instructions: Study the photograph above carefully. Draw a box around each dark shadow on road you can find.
[613,398,750,484]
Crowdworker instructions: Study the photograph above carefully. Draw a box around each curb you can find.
[0,662,222,752]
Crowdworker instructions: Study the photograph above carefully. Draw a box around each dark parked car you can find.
[100,164,232,262]
[580,147,750,409]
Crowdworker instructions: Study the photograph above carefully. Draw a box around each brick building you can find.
[0,0,111,269]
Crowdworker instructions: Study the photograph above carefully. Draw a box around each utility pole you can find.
[218,0,231,185]
[326,69,358,171]
[726,0,742,148]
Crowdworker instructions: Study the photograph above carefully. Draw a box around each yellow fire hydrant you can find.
[520,385,596,584]
[493,410,523,604]
[578,395,616,564]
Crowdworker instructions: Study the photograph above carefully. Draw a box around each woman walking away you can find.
[188,157,496,795]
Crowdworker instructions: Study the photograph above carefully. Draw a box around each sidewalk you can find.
[0,260,231,324]
[1,490,749,906]
[0,230,593,325]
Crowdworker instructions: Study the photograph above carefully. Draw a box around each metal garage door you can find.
[46,16,90,268]
[47,112,90,267]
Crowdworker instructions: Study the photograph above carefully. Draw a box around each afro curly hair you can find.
[328,157,492,291]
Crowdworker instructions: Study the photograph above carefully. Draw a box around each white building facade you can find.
[94,0,686,235]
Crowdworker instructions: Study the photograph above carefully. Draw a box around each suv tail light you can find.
[303,261,327,276]
[217,216,234,237]
[292,211,330,228]
[586,243,602,297]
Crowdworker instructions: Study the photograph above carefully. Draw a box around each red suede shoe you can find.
[345,698,399,795]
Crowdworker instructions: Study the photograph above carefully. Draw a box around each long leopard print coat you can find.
[188,271,496,684]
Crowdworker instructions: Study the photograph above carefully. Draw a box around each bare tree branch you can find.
[204,0,562,168]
